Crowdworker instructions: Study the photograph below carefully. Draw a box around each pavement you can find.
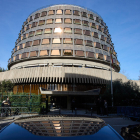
[0,109,140,135]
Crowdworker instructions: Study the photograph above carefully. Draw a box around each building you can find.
[0,4,138,109]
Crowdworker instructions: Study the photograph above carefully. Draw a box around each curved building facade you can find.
[0,5,129,108]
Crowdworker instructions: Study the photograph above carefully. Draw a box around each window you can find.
[22,43,25,48]
[26,24,31,30]
[56,10,63,15]
[65,9,71,15]
[19,44,22,49]
[55,18,62,24]
[74,39,83,45]
[34,13,40,19]
[33,39,41,46]
[36,29,43,35]
[42,38,50,45]
[73,10,80,16]
[63,38,72,44]
[75,50,84,57]
[74,28,82,34]
[30,51,38,57]
[113,59,116,64]
[90,23,96,28]
[64,28,72,34]
[83,30,90,36]
[29,31,35,37]
[103,45,108,51]
[21,52,29,59]
[92,32,98,38]
[106,56,111,62]
[96,25,101,31]
[64,18,72,24]
[51,50,60,56]
[94,16,99,22]
[52,38,61,44]
[29,16,33,21]
[82,20,89,26]
[46,19,53,24]
[25,41,32,47]
[101,35,104,40]
[85,40,93,46]
[54,28,62,33]
[63,50,73,56]
[16,54,19,60]
[41,11,47,17]
[44,28,52,34]
[23,34,26,39]
[38,20,45,26]
[32,22,38,28]
[17,46,19,50]
[96,53,104,60]
[74,19,81,25]
[40,50,48,56]
[88,14,93,19]
[48,10,55,15]
[81,12,87,17]
[94,42,101,49]
[86,52,94,58]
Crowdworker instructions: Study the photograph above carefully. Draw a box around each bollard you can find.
[91,108,92,117]
[75,108,77,116]
[59,108,61,115]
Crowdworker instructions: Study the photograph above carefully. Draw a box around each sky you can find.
[0,0,140,80]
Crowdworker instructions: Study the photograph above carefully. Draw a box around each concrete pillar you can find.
[67,95,71,110]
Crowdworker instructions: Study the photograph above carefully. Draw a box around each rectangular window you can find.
[92,32,98,38]
[29,31,35,37]
[83,30,90,36]
[16,54,19,60]
[51,50,60,56]
[23,34,26,39]
[29,16,32,21]
[94,42,101,49]
[86,52,94,58]
[88,14,93,19]
[94,16,99,22]
[48,10,55,15]
[38,20,45,26]
[26,24,30,30]
[32,22,37,28]
[101,35,104,40]
[41,11,47,17]
[54,28,62,33]
[36,29,43,35]
[103,45,108,51]
[40,50,48,56]
[52,38,61,44]
[34,13,40,19]
[46,19,53,24]
[85,40,93,46]
[42,38,50,44]
[55,18,62,24]
[63,38,72,44]
[65,9,71,15]
[64,18,72,24]
[75,50,84,57]
[22,52,29,59]
[64,28,72,34]
[81,12,87,17]
[33,39,41,46]
[25,41,32,47]
[73,10,80,16]
[96,53,104,60]
[74,19,81,25]
[56,10,63,15]
[90,23,96,28]
[113,59,116,64]
[74,39,83,45]
[106,56,111,62]
[74,28,82,34]
[44,28,52,34]
[19,44,22,49]
[30,51,38,57]
[63,50,73,56]
[82,20,89,26]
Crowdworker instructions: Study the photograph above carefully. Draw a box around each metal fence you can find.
[0,94,41,114]
[117,106,140,120]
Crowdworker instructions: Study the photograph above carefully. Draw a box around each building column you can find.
[67,95,71,110]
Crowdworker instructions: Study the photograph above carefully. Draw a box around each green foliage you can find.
[0,67,6,72]
[0,80,14,93]
[100,80,140,106]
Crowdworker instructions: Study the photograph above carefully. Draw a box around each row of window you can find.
[21,19,108,34]
[10,50,115,63]
[14,38,112,52]
[24,10,105,26]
